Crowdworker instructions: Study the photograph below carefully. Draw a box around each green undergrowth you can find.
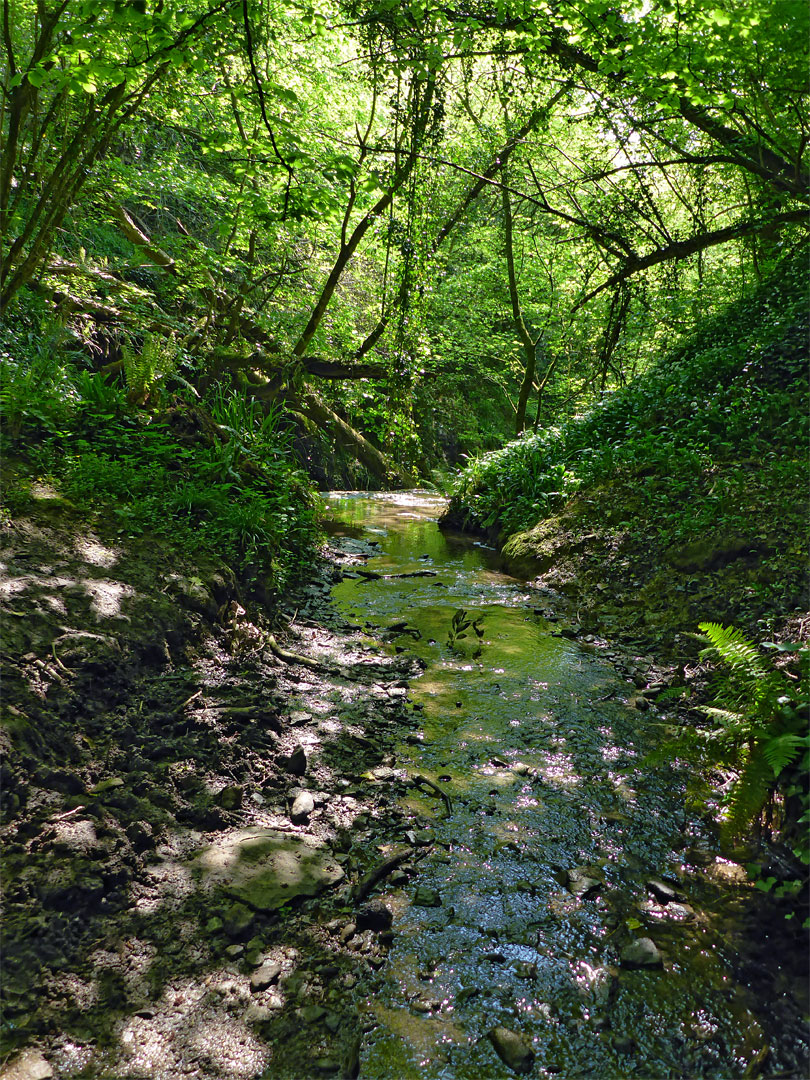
[654,623,810,923]
[449,253,809,544]
[0,307,321,592]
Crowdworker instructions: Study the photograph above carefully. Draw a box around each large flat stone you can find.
[192,828,344,912]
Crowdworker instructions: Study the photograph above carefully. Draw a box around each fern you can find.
[763,733,809,775]
[724,748,777,839]
[122,332,178,399]
[698,621,769,679]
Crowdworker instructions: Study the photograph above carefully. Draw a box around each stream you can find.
[324,491,804,1080]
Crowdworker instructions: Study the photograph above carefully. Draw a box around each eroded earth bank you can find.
[1,491,808,1080]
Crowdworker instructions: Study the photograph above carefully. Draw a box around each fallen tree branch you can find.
[264,632,343,675]
[353,846,415,902]
[410,773,453,816]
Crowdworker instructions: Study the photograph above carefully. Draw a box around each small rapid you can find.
[324,491,804,1079]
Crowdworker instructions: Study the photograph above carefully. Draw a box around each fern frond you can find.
[762,733,807,776]
[701,705,745,725]
[722,750,774,839]
[698,622,769,679]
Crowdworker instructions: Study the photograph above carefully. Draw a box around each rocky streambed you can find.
[1,491,807,1080]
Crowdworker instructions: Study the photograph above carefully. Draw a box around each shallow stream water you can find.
[324,491,803,1080]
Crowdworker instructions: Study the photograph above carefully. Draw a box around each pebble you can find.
[567,867,601,897]
[0,1051,54,1080]
[291,791,315,823]
[250,961,282,992]
[217,785,243,810]
[280,746,307,776]
[487,1026,535,1074]
[223,902,255,939]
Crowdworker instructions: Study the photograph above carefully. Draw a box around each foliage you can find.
[447,608,485,652]
[696,623,809,845]
[1,310,320,588]
[449,253,809,538]
[647,622,809,921]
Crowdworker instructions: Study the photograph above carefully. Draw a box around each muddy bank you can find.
[0,502,424,1078]
[443,473,808,663]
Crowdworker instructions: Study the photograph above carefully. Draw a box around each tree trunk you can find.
[502,166,537,435]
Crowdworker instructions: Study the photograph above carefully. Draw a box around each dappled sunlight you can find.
[81,577,134,618]
[74,537,119,568]
[536,750,582,789]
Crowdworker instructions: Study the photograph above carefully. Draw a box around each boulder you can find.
[192,827,344,914]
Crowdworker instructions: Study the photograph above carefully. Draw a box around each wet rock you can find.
[291,791,315,823]
[620,937,663,969]
[567,867,601,898]
[412,886,441,907]
[250,961,282,992]
[280,746,307,776]
[487,1026,535,1074]
[225,944,244,960]
[0,1050,54,1080]
[340,921,357,943]
[646,878,678,903]
[217,785,243,810]
[513,961,537,979]
[356,900,393,932]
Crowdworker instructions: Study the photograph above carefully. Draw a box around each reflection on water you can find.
[325,491,802,1080]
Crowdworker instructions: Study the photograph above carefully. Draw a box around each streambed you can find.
[325,491,806,1080]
